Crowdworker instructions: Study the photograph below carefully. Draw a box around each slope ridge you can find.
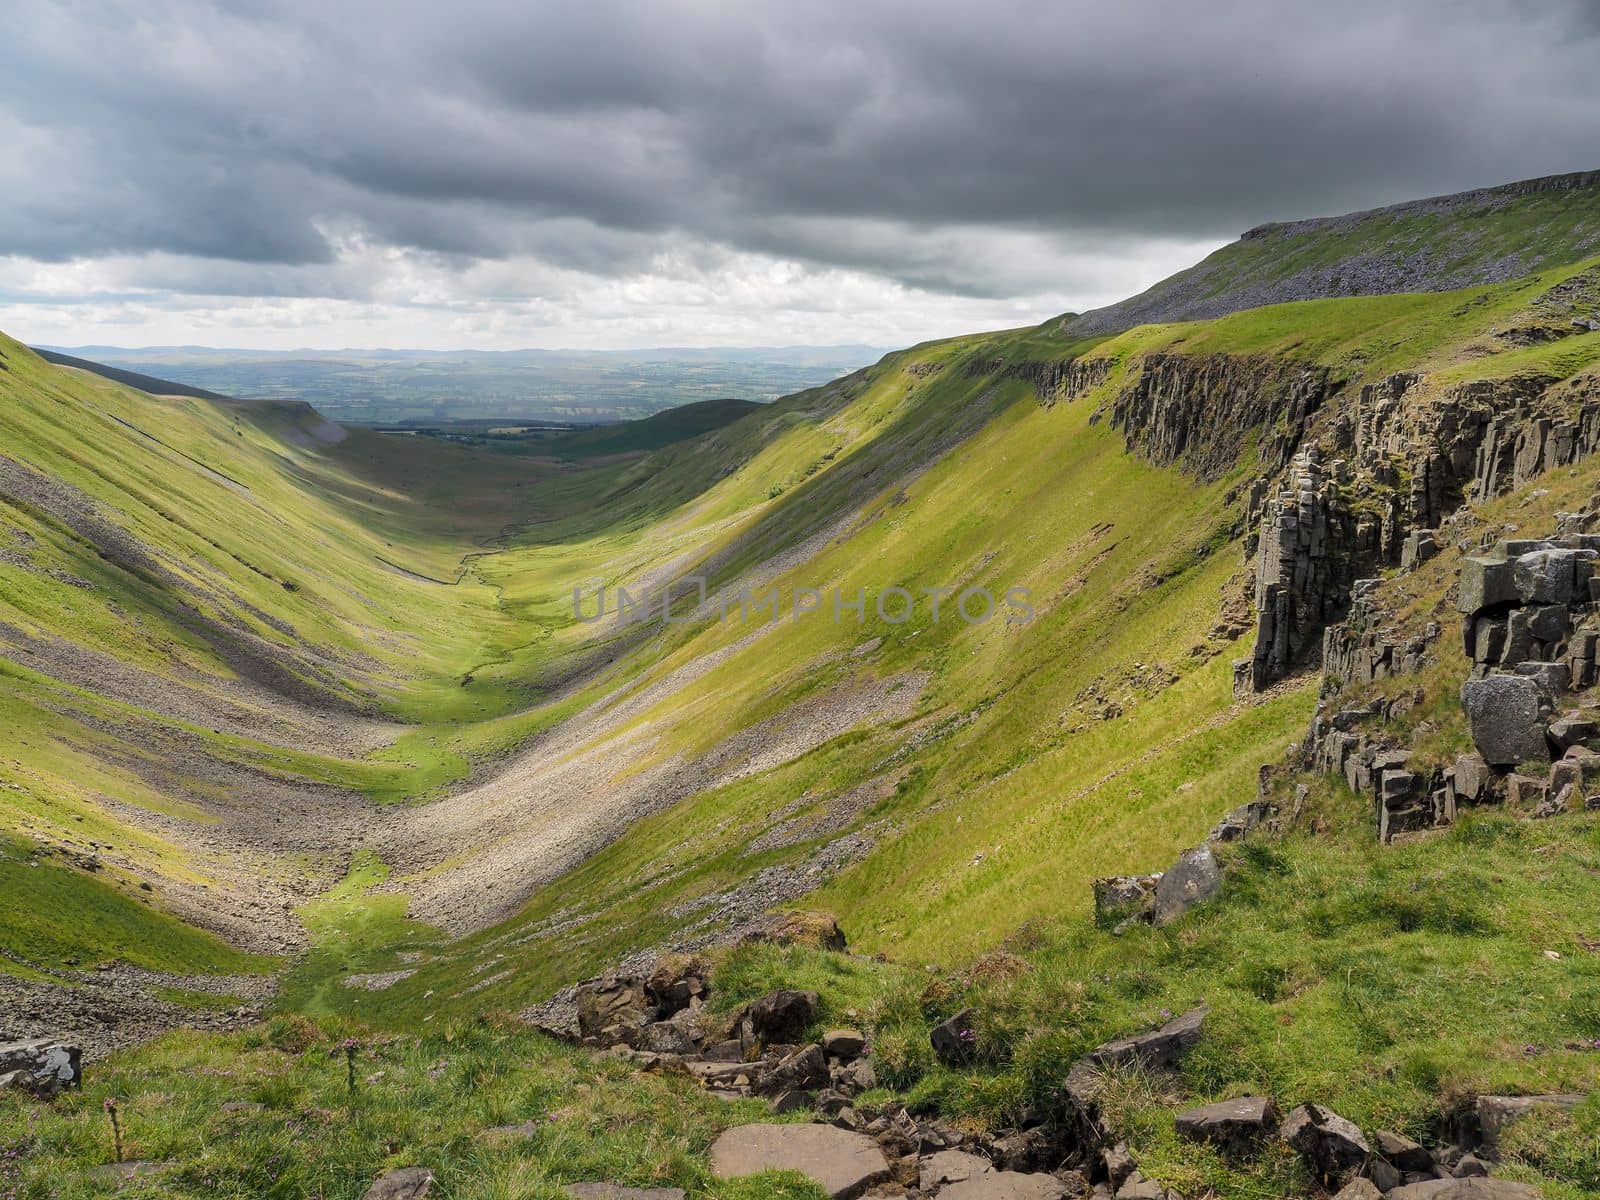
[1067,168,1600,336]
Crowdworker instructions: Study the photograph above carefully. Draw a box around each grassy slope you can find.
[1069,171,1600,334]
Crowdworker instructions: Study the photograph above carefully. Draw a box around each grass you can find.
[0,1015,829,1199]
[0,835,270,978]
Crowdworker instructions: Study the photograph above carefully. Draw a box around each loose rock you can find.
[709,1123,889,1199]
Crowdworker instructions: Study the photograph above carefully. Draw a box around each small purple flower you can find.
[1159,1009,1172,1020]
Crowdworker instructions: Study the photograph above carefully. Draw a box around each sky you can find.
[3,0,1599,351]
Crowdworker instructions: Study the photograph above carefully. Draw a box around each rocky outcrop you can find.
[1238,356,1600,691]
[1106,353,1331,482]
[1242,447,1378,691]
[964,356,1111,408]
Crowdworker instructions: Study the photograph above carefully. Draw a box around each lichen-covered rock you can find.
[1174,1095,1277,1150]
[1153,846,1222,925]
[0,1038,81,1098]
[1280,1103,1370,1180]
[1460,675,1549,766]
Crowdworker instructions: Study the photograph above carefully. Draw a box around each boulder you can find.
[920,1149,993,1190]
[941,1172,1073,1199]
[1476,1092,1585,1154]
[743,911,848,951]
[1174,1095,1277,1150]
[1374,1130,1434,1173]
[1513,549,1578,605]
[709,1123,890,1199]
[1453,1155,1491,1178]
[1460,676,1549,767]
[742,989,820,1046]
[1065,1008,1207,1119]
[931,1008,980,1065]
[576,977,653,1044]
[1208,801,1270,843]
[1331,1181,1383,1200]
[0,1038,82,1098]
[637,1021,698,1057]
[360,1168,434,1200]
[1458,558,1518,615]
[1092,875,1161,927]
[1386,1182,1542,1200]
[757,1043,829,1096]
[822,1029,867,1060]
[1548,711,1599,751]
[1152,846,1222,925]
[644,953,710,1016]
[1280,1103,1370,1180]
[1112,1172,1168,1200]
[565,1187,686,1200]
[1402,530,1440,571]
[1453,753,1493,805]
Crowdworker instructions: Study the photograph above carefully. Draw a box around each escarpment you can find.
[1104,352,1332,481]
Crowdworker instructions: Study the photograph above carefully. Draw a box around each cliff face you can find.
[1104,352,1331,481]
[1240,364,1600,690]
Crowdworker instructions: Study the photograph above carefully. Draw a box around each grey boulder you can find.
[1461,676,1549,767]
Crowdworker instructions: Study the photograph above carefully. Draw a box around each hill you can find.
[1067,168,1600,336]
[30,347,233,401]
[3,176,1600,1197]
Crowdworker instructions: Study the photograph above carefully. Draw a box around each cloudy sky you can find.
[3,0,1598,350]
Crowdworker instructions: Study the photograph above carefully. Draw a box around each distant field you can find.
[37,344,883,424]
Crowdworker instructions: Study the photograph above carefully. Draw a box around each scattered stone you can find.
[1332,1180,1383,1200]
[920,1150,993,1190]
[931,1008,980,1066]
[1092,875,1161,927]
[1208,800,1270,843]
[564,1186,686,1200]
[1174,1095,1277,1150]
[941,1171,1074,1198]
[1112,1171,1168,1200]
[1375,1130,1434,1173]
[742,989,820,1046]
[822,1029,867,1060]
[1402,530,1440,571]
[1281,1103,1371,1180]
[1152,846,1222,925]
[361,1167,434,1200]
[0,1038,82,1097]
[1547,711,1598,750]
[1386,1181,1542,1200]
[1453,1154,1491,1178]
[1460,676,1549,766]
[709,1123,890,1199]
[759,1043,828,1096]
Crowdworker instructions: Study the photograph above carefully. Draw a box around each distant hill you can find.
[32,347,233,401]
[548,397,762,457]
[31,344,881,424]
[1066,168,1600,335]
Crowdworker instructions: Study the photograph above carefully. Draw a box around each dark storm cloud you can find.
[4,0,1598,292]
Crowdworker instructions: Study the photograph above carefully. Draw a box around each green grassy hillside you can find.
[1067,169,1600,336]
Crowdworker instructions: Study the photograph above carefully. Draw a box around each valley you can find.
[3,171,1600,1198]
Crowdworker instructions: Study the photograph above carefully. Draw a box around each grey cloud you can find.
[3,0,1598,297]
